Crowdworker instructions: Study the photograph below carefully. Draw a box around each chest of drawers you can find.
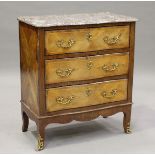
[18,12,137,150]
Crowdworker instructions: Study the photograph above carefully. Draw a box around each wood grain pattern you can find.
[46,79,128,112]
[45,53,129,84]
[19,22,39,114]
[45,26,129,55]
[38,28,46,116]
[128,22,135,102]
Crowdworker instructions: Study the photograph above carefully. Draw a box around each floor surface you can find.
[0,71,155,153]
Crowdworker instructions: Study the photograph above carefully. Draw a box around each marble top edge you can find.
[18,12,138,27]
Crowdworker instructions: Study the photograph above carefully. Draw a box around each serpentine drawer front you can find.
[46,79,128,112]
[45,26,129,55]
[18,12,137,150]
[45,53,129,84]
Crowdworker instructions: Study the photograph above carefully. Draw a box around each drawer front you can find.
[45,26,129,55]
[45,53,129,84]
[46,79,128,112]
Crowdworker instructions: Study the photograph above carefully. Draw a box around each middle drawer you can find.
[45,53,129,84]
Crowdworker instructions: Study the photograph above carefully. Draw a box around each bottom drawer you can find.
[46,79,128,112]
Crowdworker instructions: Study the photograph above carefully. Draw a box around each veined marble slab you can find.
[18,12,138,27]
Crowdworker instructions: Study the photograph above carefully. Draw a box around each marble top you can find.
[18,12,137,27]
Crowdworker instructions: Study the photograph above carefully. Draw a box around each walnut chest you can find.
[18,12,137,150]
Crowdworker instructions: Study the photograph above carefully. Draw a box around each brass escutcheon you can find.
[87,60,93,70]
[86,57,94,70]
[86,88,93,96]
[86,32,93,41]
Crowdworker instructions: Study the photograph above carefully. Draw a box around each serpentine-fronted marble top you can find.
[18,12,137,27]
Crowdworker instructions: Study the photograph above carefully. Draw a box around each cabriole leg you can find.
[123,108,132,134]
[22,111,29,132]
[36,122,45,151]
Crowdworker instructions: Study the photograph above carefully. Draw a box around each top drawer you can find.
[45,26,130,55]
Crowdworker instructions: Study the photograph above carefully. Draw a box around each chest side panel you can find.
[19,22,39,114]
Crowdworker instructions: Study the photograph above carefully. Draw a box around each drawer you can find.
[45,53,129,84]
[45,26,129,55]
[46,79,128,112]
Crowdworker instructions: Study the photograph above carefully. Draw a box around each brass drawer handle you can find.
[102,63,119,72]
[56,68,75,78]
[101,89,118,99]
[56,96,75,105]
[103,33,121,45]
[56,39,76,48]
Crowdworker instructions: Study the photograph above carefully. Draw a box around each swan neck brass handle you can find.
[56,68,75,78]
[56,96,75,105]
[101,89,118,99]
[103,33,121,45]
[102,63,119,72]
[56,39,76,48]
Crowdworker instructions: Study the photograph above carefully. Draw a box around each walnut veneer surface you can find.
[46,79,128,112]
[45,53,129,84]
[18,12,137,151]
[45,26,129,54]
